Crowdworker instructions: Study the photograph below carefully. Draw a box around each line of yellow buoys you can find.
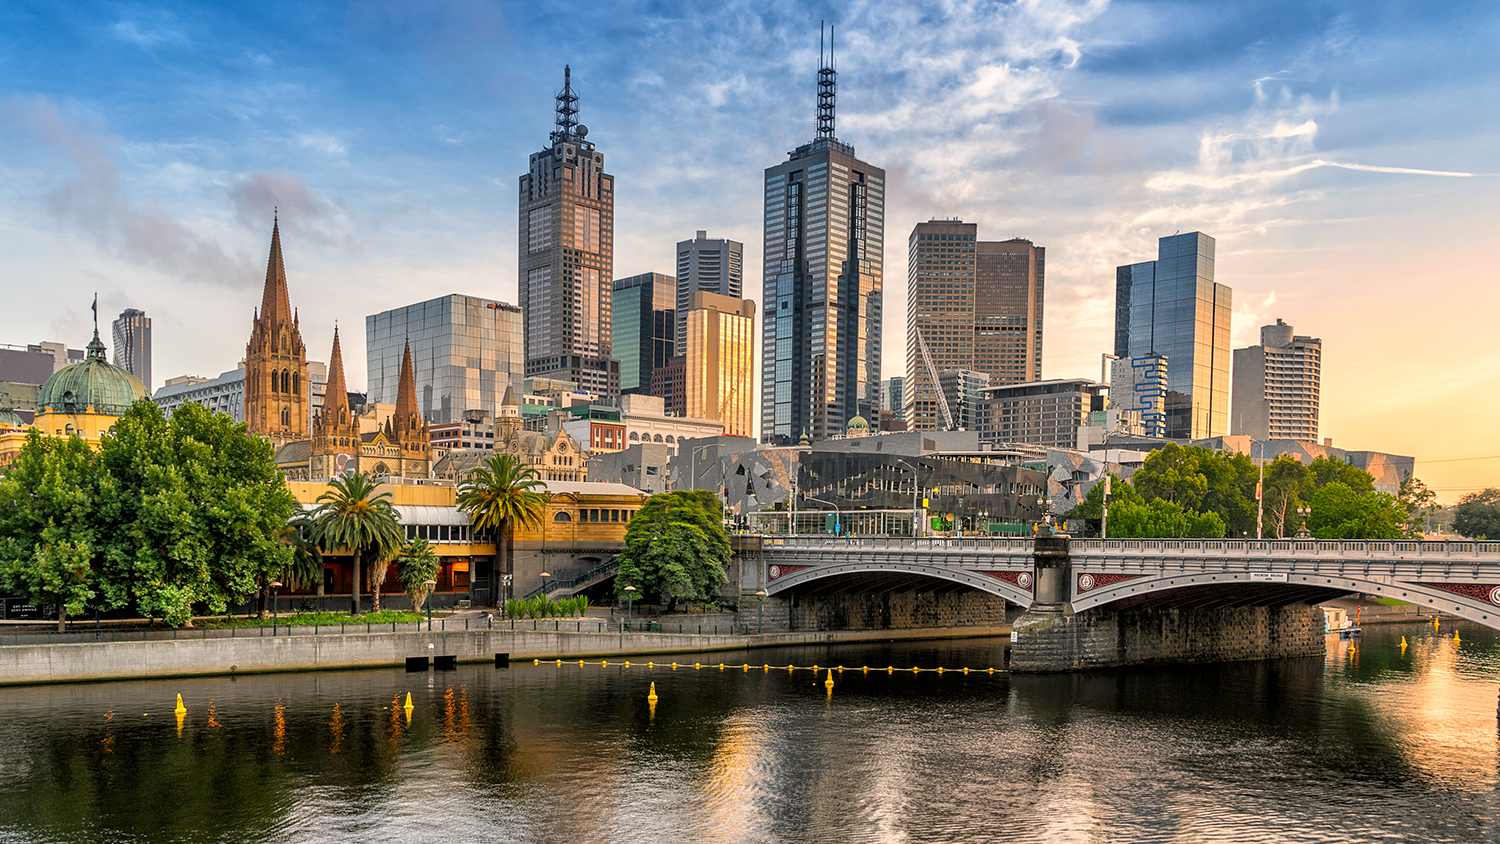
[531,657,1002,675]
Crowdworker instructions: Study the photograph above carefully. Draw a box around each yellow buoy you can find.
[647,682,659,704]
[579,659,585,666]
[555,659,562,666]
[937,667,944,674]
[174,694,187,715]
[175,710,185,736]
[648,662,654,668]
[837,666,844,672]
[403,693,414,710]
[694,663,701,669]
[1400,636,1408,647]
[963,667,970,674]
[812,664,819,672]
[824,669,835,692]
[743,664,750,672]
[1454,631,1461,645]
[763,664,770,671]
[533,659,540,665]
[887,666,894,674]
[718,663,725,670]
[672,662,678,669]
[862,666,869,673]
[988,667,995,674]
[602,660,608,667]
[623,661,630,668]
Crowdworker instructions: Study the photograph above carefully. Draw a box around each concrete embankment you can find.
[0,625,1011,687]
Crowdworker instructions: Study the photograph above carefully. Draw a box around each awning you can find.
[299,503,469,527]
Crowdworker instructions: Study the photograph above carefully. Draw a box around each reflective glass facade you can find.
[684,292,756,438]
[675,232,743,356]
[1114,232,1231,440]
[612,272,676,395]
[365,294,523,424]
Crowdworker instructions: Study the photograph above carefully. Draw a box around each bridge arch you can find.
[1072,571,1500,633]
[767,561,1034,607]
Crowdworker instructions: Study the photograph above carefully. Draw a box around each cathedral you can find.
[244,218,431,481]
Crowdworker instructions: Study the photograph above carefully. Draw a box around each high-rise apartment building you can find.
[613,272,676,395]
[905,219,1044,431]
[1232,319,1321,441]
[761,39,885,444]
[684,291,756,438]
[519,66,619,399]
[366,294,523,425]
[675,231,743,356]
[111,308,151,393]
[1115,232,1231,440]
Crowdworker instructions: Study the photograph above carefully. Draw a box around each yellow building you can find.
[683,291,756,438]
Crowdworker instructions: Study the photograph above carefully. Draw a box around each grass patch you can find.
[1371,598,1414,607]
[204,610,425,628]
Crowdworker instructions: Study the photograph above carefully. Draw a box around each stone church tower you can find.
[310,326,359,478]
[244,217,308,449]
[386,339,431,477]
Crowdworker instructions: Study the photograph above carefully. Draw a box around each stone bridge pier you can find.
[1010,533,1325,672]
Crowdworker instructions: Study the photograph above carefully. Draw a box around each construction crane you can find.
[915,326,955,430]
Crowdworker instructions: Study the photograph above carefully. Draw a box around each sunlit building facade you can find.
[684,291,756,438]
[366,294,523,425]
[675,231,743,356]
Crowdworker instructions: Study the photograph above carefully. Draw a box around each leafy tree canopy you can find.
[615,491,730,608]
[1453,488,1500,539]
[1306,482,1405,540]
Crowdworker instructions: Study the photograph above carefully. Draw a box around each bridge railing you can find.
[757,535,1500,559]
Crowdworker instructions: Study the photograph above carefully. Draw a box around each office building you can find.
[1232,319,1321,441]
[519,66,619,398]
[938,368,993,432]
[683,291,756,438]
[650,355,685,417]
[761,40,885,444]
[881,376,905,431]
[612,272,675,395]
[906,219,1044,431]
[154,368,246,421]
[675,231,743,355]
[366,294,524,425]
[1114,232,1231,440]
[978,378,1107,449]
[111,308,151,393]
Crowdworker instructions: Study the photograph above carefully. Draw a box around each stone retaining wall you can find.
[788,590,1012,632]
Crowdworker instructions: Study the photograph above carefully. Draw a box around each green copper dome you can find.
[0,392,21,427]
[37,332,148,417]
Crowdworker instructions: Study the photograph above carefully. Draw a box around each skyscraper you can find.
[1232,319,1321,441]
[905,219,1044,431]
[675,231,743,356]
[519,66,619,399]
[683,291,756,438]
[761,31,885,444]
[612,272,676,395]
[366,294,524,425]
[111,308,151,393]
[1114,232,1231,440]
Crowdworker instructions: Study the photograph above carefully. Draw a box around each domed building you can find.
[0,328,149,470]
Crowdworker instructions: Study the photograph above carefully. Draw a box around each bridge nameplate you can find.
[1248,573,1289,583]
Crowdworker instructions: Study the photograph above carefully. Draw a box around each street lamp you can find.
[423,579,437,630]
[623,585,637,630]
[756,589,767,634]
[269,581,282,635]
[539,571,551,606]
[1295,506,1312,539]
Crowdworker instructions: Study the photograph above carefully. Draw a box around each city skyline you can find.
[0,1,1496,499]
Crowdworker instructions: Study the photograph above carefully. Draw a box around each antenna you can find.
[817,22,837,140]
[551,65,579,145]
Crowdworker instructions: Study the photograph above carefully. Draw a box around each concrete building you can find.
[1232,319,1321,441]
[666,434,759,495]
[675,231,743,356]
[938,368,993,432]
[153,367,246,422]
[612,272,675,396]
[617,393,722,455]
[905,219,1045,431]
[586,441,672,493]
[519,66,619,398]
[761,44,885,444]
[111,308,151,394]
[683,291,756,438]
[428,410,497,456]
[978,378,1108,449]
[366,294,523,425]
[1115,232,1231,440]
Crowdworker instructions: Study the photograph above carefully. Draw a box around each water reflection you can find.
[0,623,1495,843]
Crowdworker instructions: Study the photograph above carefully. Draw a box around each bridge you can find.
[759,536,1500,632]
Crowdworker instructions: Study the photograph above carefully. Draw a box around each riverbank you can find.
[0,624,1012,687]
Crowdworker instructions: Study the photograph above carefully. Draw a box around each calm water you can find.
[0,623,1497,844]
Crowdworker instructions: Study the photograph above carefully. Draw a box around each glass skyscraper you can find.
[613,272,676,395]
[684,291,756,438]
[1114,232,1231,440]
[111,308,151,393]
[675,231,743,356]
[760,45,884,444]
[365,294,523,424]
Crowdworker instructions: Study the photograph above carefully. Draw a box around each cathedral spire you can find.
[393,338,420,437]
[259,217,294,326]
[321,326,351,425]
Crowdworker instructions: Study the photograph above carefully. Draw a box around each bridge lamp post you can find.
[756,589,767,634]
[423,579,437,630]
[623,585,637,629]
[269,581,282,635]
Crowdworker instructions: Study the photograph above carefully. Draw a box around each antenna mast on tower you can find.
[551,65,580,145]
[817,22,837,141]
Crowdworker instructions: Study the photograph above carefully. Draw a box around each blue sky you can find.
[2,0,1497,499]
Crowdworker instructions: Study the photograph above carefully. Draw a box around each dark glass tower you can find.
[760,29,885,444]
[612,272,676,395]
[1114,232,1231,440]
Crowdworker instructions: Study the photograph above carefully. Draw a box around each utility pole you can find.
[1101,474,1111,540]
[1255,441,1264,541]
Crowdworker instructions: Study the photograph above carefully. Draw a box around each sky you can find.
[1,0,1497,502]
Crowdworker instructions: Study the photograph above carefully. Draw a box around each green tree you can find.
[311,472,404,615]
[1309,456,1375,494]
[456,454,545,606]
[1107,498,1226,539]
[1452,488,1500,539]
[1131,443,1257,536]
[614,491,730,608]
[96,401,295,626]
[1261,456,1312,538]
[278,509,324,596]
[1306,482,1405,539]
[1133,442,1208,507]
[397,537,441,613]
[1397,476,1440,538]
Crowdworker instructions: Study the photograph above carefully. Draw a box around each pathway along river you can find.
[0,621,1497,843]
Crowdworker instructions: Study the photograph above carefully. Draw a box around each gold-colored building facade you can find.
[683,291,756,438]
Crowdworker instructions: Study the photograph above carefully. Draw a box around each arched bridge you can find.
[760,536,1500,631]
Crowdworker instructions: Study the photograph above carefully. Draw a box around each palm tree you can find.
[278,509,324,596]
[311,472,405,615]
[397,537,441,613]
[456,454,545,606]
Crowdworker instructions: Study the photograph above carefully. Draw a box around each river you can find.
[0,621,1496,843]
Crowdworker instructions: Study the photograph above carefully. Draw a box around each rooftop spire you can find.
[393,338,420,435]
[551,65,580,145]
[321,326,350,424]
[259,216,294,325]
[817,21,837,141]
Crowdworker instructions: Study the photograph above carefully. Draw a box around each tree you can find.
[311,472,404,615]
[1398,476,1440,538]
[1107,498,1226,539]
[1261,456,1312,538]
[1453,488,1500,539]
[1309,456,1375,494]
[456,454,545,605]
[1131,443,1257,536]
[614,491,730,608]
[397,538,441,613]
[278,509,324,596]
[1133,442,1208,507]
[1306,482,1405,539]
